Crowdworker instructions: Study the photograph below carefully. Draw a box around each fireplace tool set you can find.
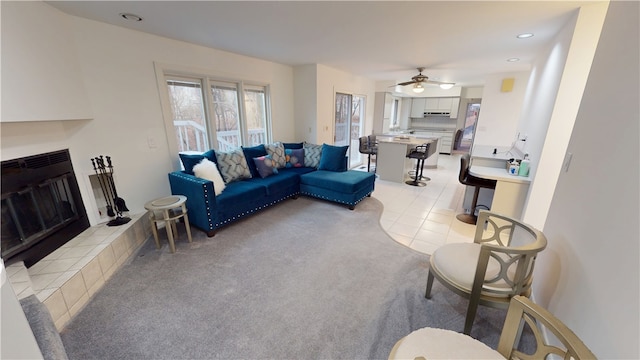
[91,156,131,226]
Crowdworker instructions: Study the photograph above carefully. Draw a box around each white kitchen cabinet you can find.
[437,98,453,111]
[383,93,394,118]
[423,97,460,118]
[425,98,439,111]
[410,98,426,118]
[412,97,461,120]
[450,98,461,118]
[413,129,455,154]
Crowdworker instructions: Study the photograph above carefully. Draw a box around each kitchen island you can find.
[376,134,440,183]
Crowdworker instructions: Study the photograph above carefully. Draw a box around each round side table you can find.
[144,195,193,253]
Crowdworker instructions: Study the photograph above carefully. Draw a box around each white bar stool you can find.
[144,195,192,253]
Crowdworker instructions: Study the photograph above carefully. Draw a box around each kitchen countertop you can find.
[472,144,525,160]
[469,165,531,184]
[378,135,440,145]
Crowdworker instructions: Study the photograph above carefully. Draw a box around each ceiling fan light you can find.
[439,83,455,90]
[413,83,425,93]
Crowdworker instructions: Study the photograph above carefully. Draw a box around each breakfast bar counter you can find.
[376,135,439,183]
[465,144,532,219]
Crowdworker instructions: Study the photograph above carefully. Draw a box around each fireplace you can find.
[1,149,89,267]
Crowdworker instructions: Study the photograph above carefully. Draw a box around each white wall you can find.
[523,2,609,228]
[472,72,530,147]
[295,64,376,145]
[1,1,92,122]
[293,65,318,142]
[0,2,296,225]
[317,64,376,145]
[534,2,638,358]
[513,11,577,172]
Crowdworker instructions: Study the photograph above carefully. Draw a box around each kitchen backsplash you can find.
[410,116,457,129]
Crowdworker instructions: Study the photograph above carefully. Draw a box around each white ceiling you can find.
[46,1,596,87]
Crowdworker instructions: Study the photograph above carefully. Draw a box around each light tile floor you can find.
[369,153,477,255]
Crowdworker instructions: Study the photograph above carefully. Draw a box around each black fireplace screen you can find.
[1,174,78,258]
[1,149,89,267]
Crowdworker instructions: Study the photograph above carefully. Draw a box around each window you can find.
[210,81,242,151]
[243,85,269,146]
[163,73,272,155]
[167,78,209,153]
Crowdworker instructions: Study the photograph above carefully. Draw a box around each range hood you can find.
[424,111,450,117]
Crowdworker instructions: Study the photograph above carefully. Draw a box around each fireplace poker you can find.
[91,157,116,217]
[98,156,131,226]
[105,156,129,213]
[97,156,117,213]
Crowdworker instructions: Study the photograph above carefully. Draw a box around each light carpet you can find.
[61,196,526,359]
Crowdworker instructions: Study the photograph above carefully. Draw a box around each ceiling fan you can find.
[396,67,454,92]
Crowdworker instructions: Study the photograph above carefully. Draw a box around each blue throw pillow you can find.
[283,142,304,149]
[179,149,217,175]
[242,144,268,178]
[318,144,349,172]
[253,155,279,178]
[285,148,304,168]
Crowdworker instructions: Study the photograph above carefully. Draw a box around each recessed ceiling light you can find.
[507,58,520,62]
[120,13,143,22]
[517,33,534,39]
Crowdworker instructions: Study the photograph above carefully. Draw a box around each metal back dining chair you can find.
[389,296,596,360]
[425,210,547,335]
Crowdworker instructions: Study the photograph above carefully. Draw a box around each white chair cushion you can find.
[389,327,504,359]
[430,243,513,296]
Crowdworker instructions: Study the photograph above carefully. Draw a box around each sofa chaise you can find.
[168,142,376,236]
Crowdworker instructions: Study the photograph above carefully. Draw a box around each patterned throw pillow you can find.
[253,155,279,178]
[285,148,304,168]
[265,142,286,169]
[303,142,323,168]
[214,148,251,183]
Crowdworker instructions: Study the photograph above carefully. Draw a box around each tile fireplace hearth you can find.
[6,213,151,330]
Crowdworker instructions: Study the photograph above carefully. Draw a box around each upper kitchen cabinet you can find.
[425,97,460,118]
[411,97,460,119]
[1,2,93,122]
[410,98,426,118]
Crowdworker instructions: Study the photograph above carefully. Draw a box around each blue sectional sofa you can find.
[168,142,376,236]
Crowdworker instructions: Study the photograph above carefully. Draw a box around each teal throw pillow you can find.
[242,144,268,178]
[215,148,251,183]
[253,155,279,178]
[318,144,348,172]
[303,142,323,168]
[285,148,304,168]
[179,149,217,175]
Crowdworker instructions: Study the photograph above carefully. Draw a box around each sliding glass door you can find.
[335,92,365,169]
